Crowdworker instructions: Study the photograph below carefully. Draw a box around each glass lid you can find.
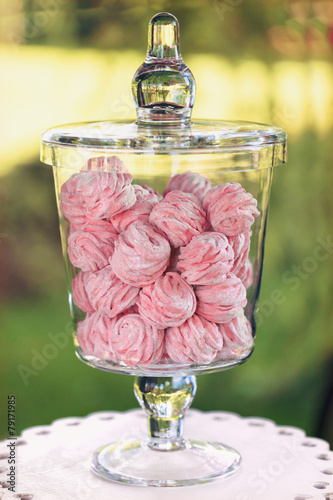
[41,12,287,169]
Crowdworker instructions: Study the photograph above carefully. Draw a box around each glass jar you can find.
[41,12,286,487]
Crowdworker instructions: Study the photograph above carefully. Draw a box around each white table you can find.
[1,409,332,500]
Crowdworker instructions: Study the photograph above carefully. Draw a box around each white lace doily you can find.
[0,409,332,499]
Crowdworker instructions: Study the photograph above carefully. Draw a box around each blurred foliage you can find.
[1,0,333,58]
[0,164,62,298]
[0,0,332,443]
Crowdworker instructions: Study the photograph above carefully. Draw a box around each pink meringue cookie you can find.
[228,230,251,276]
[138,272,196,328]
[60,170,136,224]
[216,314,253,358]
[203,182,260,236]
[141,184,163,202]
[228,231,253,288]
[195,273,247,323]
[149,191,206,248]
[85,155,127,173]
[111,185,160,233]
[110,314,164,366]
[237,258,253,289]
[111,221,171,286]
[166,247,181,273]
[86,265,140,317]
[122,303,139,315]
[69,218,118,235]
[163,171,212,202]
[72,271,94,313]
[177,232,234,285]
[68,220,118,272]
[165,314,223,364]
[69,221,87,234]
[77,311,119,359]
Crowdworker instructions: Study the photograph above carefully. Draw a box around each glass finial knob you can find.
[148,12,180,59]
[132,12,195,124]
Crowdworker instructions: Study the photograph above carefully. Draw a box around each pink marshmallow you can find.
[237,258,253,289]
[141,184,163,202]
[203,182,260,236]
[72,271,94,313]
[69,221,86,234]
[77,311,119,359]
[111,184,160,233]
[138,272,197,328]
[69,218,118,235]
[165,314,223,364]
[122,304,139,315]
[67,220,118,272]
[195,273,247,323]
[149,191,206,248]
[228,231,253,288]
[164,171,212,202]
[85,156,127,173]
[110,314,164,366]
[60,170,136,225]
[111,221,171,286]
[228,230,251,276]
[86,265,140,318]
[166,247,181,273]
[177,232,234,285]
[216,314,253,358]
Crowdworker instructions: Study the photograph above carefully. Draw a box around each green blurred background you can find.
[0,0,332,443]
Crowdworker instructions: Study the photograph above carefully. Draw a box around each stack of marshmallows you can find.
[60,157,260,367]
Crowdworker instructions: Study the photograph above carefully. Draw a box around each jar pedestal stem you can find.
[91,374,242,486]
[134,376,196,451]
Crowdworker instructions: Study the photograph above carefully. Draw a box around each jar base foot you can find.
[91,438,241,487]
